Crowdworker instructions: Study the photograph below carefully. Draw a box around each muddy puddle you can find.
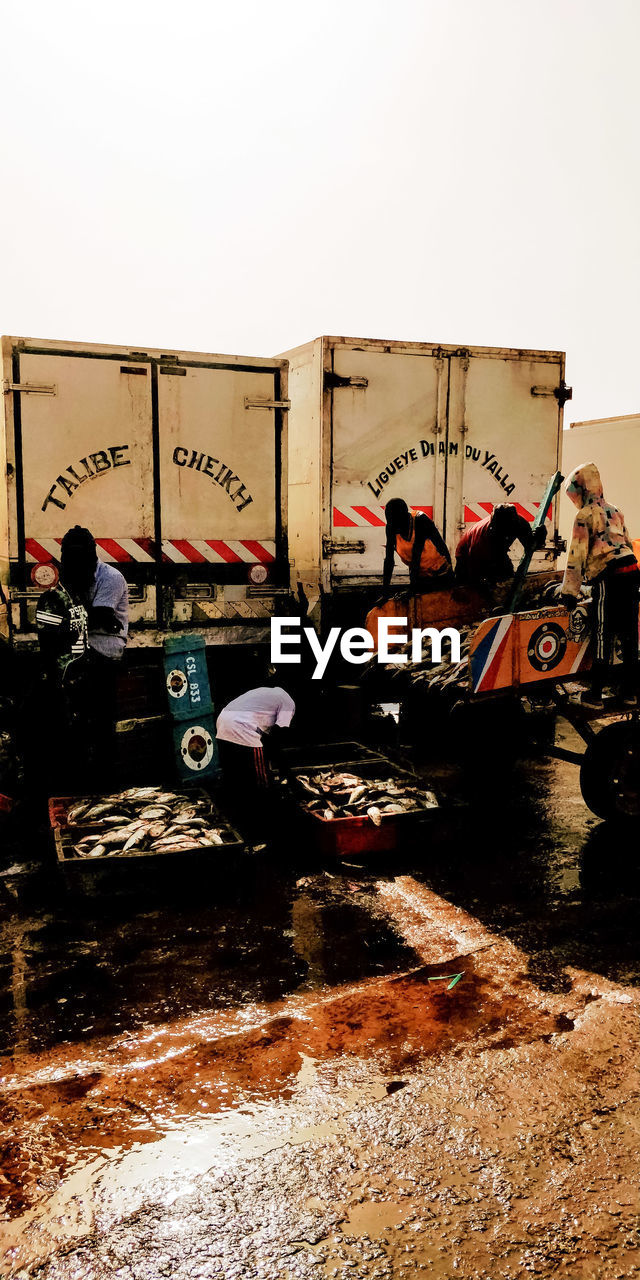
[2,749,640,1277]
[0,941,553,1274]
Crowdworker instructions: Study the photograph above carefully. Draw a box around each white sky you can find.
[1,0,638,425]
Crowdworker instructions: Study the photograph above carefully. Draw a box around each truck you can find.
[560,413,640,553]
[281,335,571,619]
[0,335,289,655]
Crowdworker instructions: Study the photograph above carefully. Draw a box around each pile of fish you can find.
[387,624,474,697]
[295,769,438,825]
[373,578,572,703]
[62,785,238,859]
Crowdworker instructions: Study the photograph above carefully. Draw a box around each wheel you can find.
[579,721,640,820]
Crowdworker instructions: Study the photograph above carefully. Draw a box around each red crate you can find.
[304,809,401,857]
[291,758,439,858]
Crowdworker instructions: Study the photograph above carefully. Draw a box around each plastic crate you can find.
[290,759,440,858]
[49,786,244,871]
[49,786,214,830]
[280,741,388,774]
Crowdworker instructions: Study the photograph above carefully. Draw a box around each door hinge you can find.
[324,371,369,390]
[531,380,573,407]
[323,536,366,557]
[244,397,291,411]
[3,380,56,396]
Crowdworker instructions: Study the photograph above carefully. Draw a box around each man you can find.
[560,462,639,709]
[383,499,453,597]
[36,526,129,782]
[216,678,295,843]
[455,503,544,587]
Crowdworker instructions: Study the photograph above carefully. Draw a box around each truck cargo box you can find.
[280,335,569,613]
[1,335,289,646]
[561,413,640,555]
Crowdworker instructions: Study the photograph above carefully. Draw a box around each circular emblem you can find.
[180,724,214,770]
[567,604,589,643]
[31,562,59,589]
[249,563,268,585]
[166,669,188,699]
[527,622,567,672]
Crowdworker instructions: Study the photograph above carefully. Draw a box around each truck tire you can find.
[579,721,640,820]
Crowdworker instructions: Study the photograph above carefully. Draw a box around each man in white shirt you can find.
[216,680,295,841]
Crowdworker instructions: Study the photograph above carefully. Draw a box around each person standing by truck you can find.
[382,499,453,598]
[455,503,544,588]
[560,462,639,709]
[36,526,129,784]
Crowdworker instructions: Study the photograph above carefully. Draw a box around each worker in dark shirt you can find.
[383,499,453,598]
[455,503,545,587]
[36,526,128,786]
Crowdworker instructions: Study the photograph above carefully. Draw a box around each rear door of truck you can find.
[328,345,448,584]
[157,358,287,624]
[8,342,287,633]
[445,350,565,560]
[10,347,155,627]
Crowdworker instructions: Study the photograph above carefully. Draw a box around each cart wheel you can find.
[579,721,640,820]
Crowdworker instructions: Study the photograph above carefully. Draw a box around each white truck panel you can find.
[560,414,640,554]
[330,346,447,581]
[158,365,277,541]
[18,352,155,545]
[281,335,566,597]
[447,353,563,551]
[2,336,288,645]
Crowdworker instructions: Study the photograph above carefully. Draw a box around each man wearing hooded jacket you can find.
[560,462,639,709]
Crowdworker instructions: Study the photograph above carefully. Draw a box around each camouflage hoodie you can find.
[561,462,634,599]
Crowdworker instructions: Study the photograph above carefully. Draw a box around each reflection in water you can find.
[1,742,639,1275]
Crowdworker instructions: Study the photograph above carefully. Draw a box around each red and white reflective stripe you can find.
[333,500,554,530]
[463,502,554,524]
[160,540,275,564]
[463,503,495,523]
[25,537,276,565]
[332,505,433,527]
[26,537,155,564]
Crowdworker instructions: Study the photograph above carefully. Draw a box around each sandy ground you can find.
[0,738,639,1278]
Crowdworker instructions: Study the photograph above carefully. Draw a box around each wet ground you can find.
[1,721,639,1278]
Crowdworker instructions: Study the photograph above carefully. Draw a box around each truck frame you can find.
[1,335,289,650]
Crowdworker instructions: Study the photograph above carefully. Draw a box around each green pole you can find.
[507,470,564,615]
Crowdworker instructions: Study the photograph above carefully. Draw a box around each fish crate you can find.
[49,785,244,875]
[280,741,389,775]
[49,785,212,831]
[289,759,441,858]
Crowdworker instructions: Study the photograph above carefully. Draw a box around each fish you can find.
[67,800,91,823]
[118,786,163,800]
[296,767,435,824]
[62,786,238,859]
[82,803,117,820]
[122,826,150,852]
[347,785,368,804]
[98,828,136,847]
[147,821,168,839]
[77,843,106,858]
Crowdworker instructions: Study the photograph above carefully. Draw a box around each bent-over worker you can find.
[455,503,544,587]
[383,499,453,598]
[560,462,639,710]
[216,679,295,843]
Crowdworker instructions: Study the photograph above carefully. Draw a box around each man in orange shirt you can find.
[382,498,453,598]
